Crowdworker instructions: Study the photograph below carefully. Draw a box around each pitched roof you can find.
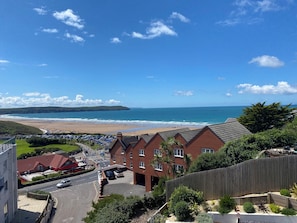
[17,154,72,173]
[121,136,138,147]
[158,128,190,141]
[176,128,203,143]
[208,120,251,143]
[139,134,154,143]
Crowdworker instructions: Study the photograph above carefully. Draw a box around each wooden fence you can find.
[166,155,297,201]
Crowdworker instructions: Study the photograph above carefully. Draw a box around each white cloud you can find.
[106,99,121,104]
[218,0,291,26]
[38,63,48,67]
[169,12,190,23]
[174,90,194,96]
[42,28,58,33]
[254,0,281,12]
[65,33,85,43]
[226,92,232,97]
[216,18,241,26]
[248,55,284,67]
[33,7,47,15]
[132,21,177,39]
[237,81,297,94]
[0,59,9,64]
[53,9,84,29]
[0,93,120,108]
[110,37,121,44]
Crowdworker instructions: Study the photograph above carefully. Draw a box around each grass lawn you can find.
[16,139,79,158]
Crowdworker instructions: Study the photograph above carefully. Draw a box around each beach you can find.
[0,118,197,136]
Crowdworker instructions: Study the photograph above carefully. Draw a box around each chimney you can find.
[117,132,123,140]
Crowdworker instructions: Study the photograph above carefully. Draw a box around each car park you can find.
[56,179,71,188]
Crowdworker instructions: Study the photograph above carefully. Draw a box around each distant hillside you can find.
[0,106,129,115]
[0,121,43,135]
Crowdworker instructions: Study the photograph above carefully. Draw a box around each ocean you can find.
[0,106,247,127]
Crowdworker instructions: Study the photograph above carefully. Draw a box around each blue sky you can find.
[0,0,297,108]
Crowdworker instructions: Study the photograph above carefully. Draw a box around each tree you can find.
[238,102,294,133]
[151,137,183,177]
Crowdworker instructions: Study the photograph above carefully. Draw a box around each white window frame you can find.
[174,164,184,173]
[139,161,145,169]
[139,149,145,157]
[154,162,163,171]
[202,148,214,153]
[154,149,162,157]
[174,148,184,158]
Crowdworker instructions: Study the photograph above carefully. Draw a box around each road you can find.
[18,143,146,223]
[50,181,99,223]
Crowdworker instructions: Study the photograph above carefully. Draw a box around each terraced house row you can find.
[109,120,251,192]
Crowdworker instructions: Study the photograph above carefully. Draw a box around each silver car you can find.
[56,179,71,188]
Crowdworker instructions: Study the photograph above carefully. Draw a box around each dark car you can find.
[105,170,116,180]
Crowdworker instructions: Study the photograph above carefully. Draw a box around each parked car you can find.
[114,169,124,178]
[56,179,71,188]
[105,170,116,180]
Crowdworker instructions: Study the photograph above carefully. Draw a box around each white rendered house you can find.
[0,138,17,223]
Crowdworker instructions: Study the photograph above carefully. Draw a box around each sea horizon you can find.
[0,106,247,127]
[1,105,296,129]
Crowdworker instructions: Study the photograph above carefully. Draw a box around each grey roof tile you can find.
[208,120,251,143]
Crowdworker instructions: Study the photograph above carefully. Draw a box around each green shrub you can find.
[243,202,255,213]
[31,176,46,181]
[195,213,213,223]
[269,203,281,213]
[174,201,191,221]
[281,208,296,216]
[280,188,291,197]
[168,185,203,214]
[151,213,167,223]
[218,195,236,214]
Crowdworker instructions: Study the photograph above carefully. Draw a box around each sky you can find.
[0,0,297,108]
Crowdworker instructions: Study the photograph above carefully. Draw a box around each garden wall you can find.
[166,156,297,201]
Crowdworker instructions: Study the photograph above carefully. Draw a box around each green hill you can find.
[0,121,42,135]
[0,105,129,115]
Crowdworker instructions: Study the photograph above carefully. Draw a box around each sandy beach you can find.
[0,118,198,136]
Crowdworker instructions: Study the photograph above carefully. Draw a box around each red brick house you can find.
[17,154,78,175]
[109,120,251,191]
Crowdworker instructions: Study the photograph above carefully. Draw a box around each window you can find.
[123,157,126,165]
[139,161,145,169]
[174,148,184,158]
[130,152,133,159]
[154,162,163,171]
[202,148,214,153]
[154,149,162,157]
[139,149,145,156]
[174,164,184,173]
[121,148,125,154]
[130,162,133,169]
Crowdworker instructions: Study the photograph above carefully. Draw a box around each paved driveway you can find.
[103,170,147,197]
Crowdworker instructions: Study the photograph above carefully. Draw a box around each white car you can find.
[114,169,124,178]
[56,179,71,188]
